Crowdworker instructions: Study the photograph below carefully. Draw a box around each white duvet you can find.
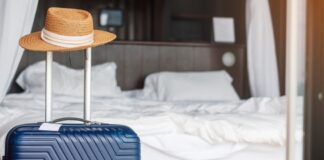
[0,93,302,160]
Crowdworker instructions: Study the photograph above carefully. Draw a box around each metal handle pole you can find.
[45,51,53,122]
[84,48,92,121]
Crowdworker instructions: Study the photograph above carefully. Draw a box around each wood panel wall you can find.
[217,0,246,44]
[269,0,287,95]
[11,42,246,98]
[220,0,287,95]
[15,0,289,98]
[305,0,324,159]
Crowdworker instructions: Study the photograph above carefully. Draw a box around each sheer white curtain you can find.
[246,0,280,97]
[0,0,38,103]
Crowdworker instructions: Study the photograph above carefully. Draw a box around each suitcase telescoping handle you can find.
[51,117,91,124]
[45,48,92,123]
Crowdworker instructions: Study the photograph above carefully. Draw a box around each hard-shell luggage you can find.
[3,49,140,160]
[4,119,140,160]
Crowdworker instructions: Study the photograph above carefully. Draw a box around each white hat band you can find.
[41,28,94,48]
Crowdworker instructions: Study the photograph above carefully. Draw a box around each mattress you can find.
[0,93,303,160]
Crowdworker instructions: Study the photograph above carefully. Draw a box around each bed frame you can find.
[9,41,247,98]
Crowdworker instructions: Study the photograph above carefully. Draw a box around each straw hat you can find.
[19,7,116,52]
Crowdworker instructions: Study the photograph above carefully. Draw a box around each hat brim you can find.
[19,30,116,52]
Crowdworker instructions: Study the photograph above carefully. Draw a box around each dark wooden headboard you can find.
[9,41,247,97]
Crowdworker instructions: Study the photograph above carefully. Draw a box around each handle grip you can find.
[51,117,91,124]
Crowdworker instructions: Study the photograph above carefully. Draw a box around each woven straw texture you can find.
[19,7,116,52]
[45,8,93,36]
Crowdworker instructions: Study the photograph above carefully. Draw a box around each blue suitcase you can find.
[3,49,140,160]
[3,118,140,160]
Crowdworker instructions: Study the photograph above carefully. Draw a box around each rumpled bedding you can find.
[0,93,302,160]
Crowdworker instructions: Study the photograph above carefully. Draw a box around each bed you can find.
[1,42,302,159]
[0,92,303,159]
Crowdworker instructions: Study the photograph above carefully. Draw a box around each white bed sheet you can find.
[0,93,302,160]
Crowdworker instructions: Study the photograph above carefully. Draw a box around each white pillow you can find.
[141,71,240,101]
[16,61,122,97]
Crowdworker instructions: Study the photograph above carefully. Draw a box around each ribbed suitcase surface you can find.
[4,123,140,160]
